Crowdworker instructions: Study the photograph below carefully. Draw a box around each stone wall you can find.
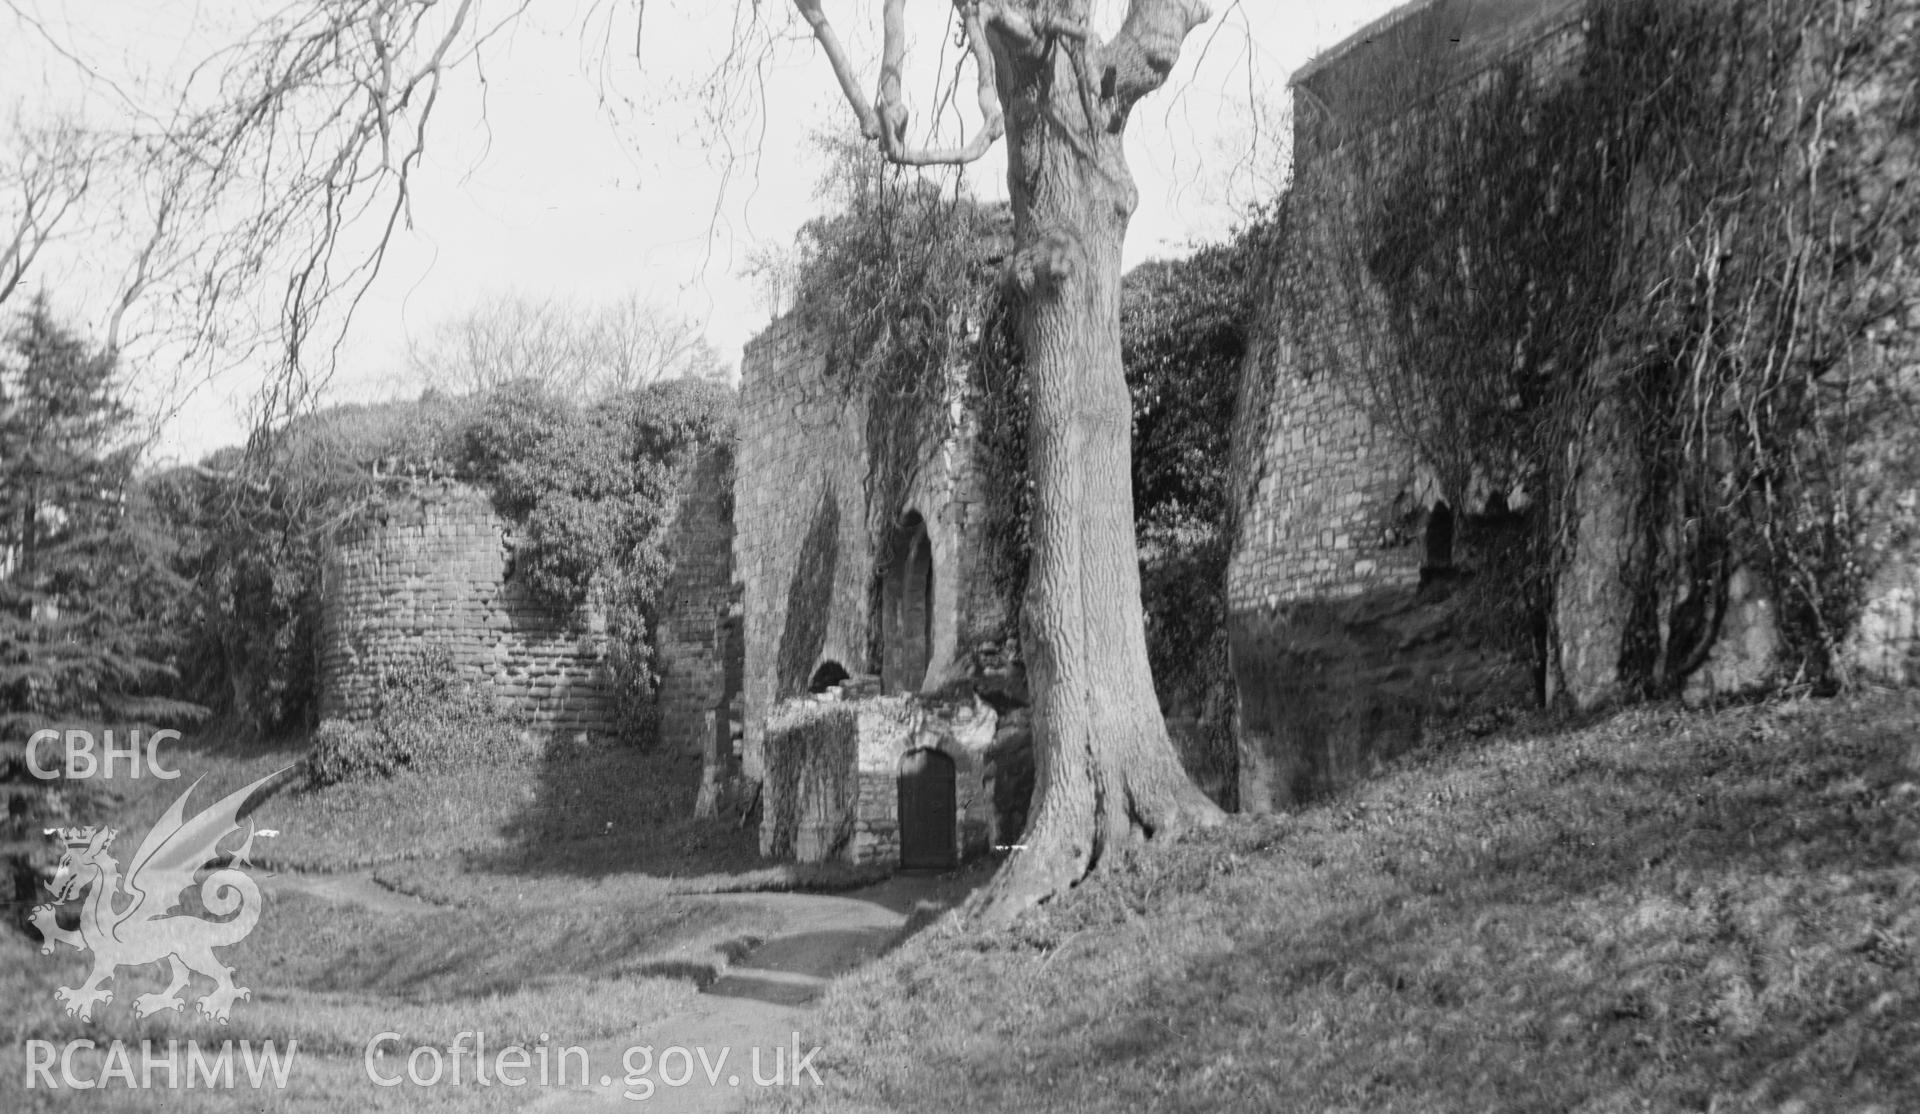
[1228,0,1578,811]
[733,318,874,780]
[1231,0,1920,810]
[733,315,1003,783]
[653,444,738,755]
[761,694,997,868]
[316,480,616,739]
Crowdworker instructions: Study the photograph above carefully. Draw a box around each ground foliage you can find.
[304,643,530,785]
[764,690,1920,1113]
[1281,0,1920,694]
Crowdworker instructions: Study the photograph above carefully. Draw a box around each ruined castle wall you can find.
[654,444,738,755]
[1231,0,1920,809]
[733,318,874,779]
[1831,4,1920,687]
[316,481,616,739]
[734,316,1001,783]
[1228,0,1579,810]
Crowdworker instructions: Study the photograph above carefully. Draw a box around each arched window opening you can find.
[880,511,934,694]
[808,660,850,694]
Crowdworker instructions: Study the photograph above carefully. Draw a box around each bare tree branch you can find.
[0,121,98,309]
[793,0,884,140]
[793,0,1005,167]
[407,289,724,400]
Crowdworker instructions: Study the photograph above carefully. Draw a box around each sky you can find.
[1,0,1406,465]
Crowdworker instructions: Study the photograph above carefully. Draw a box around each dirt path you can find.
[262,866,960,1113]
[259,865,438,916]
[521,874,954,1114]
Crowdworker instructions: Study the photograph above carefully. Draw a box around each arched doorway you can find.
[897,748,956,870]
[880,512,934,694]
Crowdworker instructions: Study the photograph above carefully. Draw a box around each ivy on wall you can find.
[773,134,1270,800]
[1287,0,1919,694]
[784,138,1008,528]
[761,699,860,859]
[155,377,735,739]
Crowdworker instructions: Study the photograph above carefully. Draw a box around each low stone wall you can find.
[316,480,616,740]
[761,694,996,868]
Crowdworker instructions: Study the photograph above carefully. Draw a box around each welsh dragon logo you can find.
[30,769,290,1023]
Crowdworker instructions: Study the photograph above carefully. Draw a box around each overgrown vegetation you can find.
[779,137,1266,795]
[305,645,530,785]
[1123,233,1270,802]
[785,136,1010,551]
[1283,0,1920,695]
[152,376,733,742]
[760,699,861,860]
[778,136,1021,665]
[759,690,1920,1113]
[0,298,205,732]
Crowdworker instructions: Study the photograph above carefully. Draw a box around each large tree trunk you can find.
[970,1,1224,922]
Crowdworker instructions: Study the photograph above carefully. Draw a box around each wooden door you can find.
[897,748,956,869]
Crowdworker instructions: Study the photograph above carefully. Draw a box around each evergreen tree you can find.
[0,297,197,728]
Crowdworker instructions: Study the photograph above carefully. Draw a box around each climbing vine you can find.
[781,136,1027,660]
[1289,0,1919,693]
[785,138,1007,530]
[760,699,860,859]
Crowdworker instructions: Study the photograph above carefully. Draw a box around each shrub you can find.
[306,647,530,785]
[305,718,393,785]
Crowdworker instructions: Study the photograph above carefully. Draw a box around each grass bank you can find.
[2,721,866,1112]
[758,692,1920,1113]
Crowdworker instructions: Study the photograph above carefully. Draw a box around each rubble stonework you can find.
[734,314,1010,864]
[316,462,734,744]
[732,318,875,780]
[316,481,616,738]
[1230,0,1920,810]
[762,694,997,868]
[1227,0,1581,811]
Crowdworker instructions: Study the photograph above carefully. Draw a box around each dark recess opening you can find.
[807,660,850,694]
[1424,501,1455,570]
[881,511,934,694]
[897,747,956,869]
